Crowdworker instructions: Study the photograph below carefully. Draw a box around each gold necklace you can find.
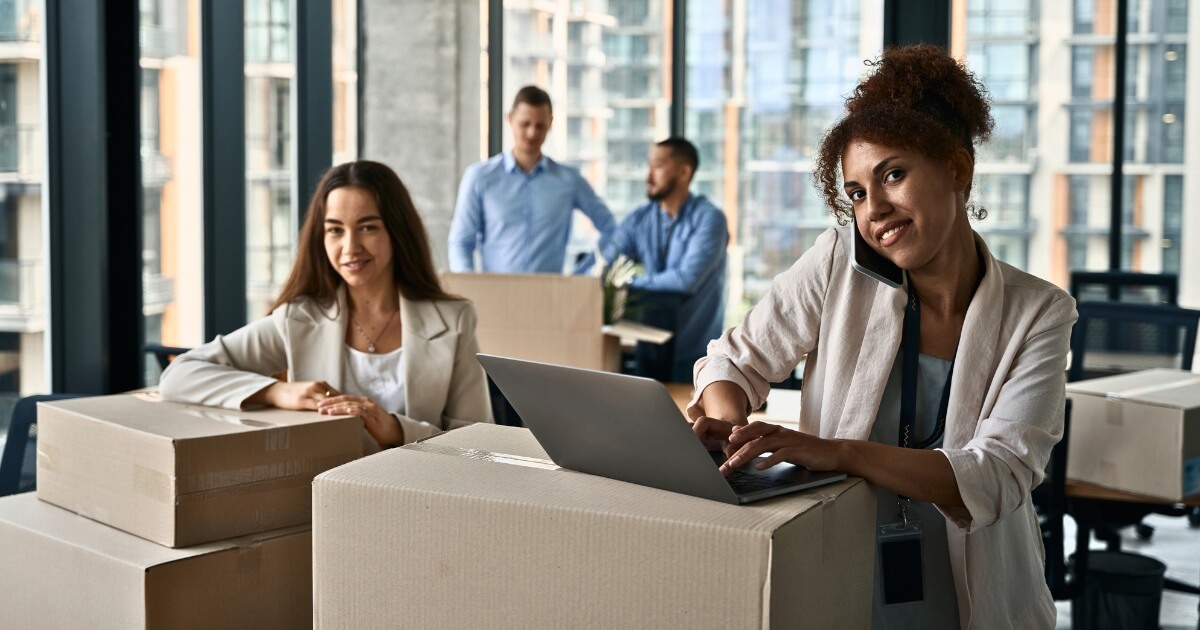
[352,309,397,353]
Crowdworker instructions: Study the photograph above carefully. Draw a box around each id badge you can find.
[877,520,924,606]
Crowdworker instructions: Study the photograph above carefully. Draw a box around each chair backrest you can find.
[0,393,85,497]
[143,343,193,371]
[1068,302,1200,383]
[1069,271,1179,306]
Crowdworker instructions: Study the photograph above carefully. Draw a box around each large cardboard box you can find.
[37,391,362,547]
[0,493,311,630]
[443,272,670,372]
[313,424,874,629]
[1067,368,1200,500]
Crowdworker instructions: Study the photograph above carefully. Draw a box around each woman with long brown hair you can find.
[161,160,492,449]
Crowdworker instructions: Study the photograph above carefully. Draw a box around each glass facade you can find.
[956,0,1190,291]
[0,0,41,433]
[501,0,671,271]
[245,0,295,319]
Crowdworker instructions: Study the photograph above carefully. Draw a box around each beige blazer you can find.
[690,226,1075,630]
[159,288,493,446]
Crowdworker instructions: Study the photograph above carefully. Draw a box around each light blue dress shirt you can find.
[602,193,729,367]
[448,151,616,274]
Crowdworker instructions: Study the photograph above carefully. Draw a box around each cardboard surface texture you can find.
[1067,368,1200,500]
[443,272,669,371]
[313,424,873,629]
[0,493,311,630]
[36,391,362,547]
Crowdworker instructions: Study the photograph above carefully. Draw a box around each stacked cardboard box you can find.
[1067,368,1200,500]
[443,272,670,372]
[313,424,874,629]
[0,391,363,628]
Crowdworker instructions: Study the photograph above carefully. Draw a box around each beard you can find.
[647,179,675,202]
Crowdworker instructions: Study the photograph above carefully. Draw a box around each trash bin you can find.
[1074,550,1166,630]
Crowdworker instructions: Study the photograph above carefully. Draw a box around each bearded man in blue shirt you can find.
[603,137,729,383]
[448,85,616,274]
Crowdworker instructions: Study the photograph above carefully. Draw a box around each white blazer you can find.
[690,226,1075,629]
[159,287,493,446]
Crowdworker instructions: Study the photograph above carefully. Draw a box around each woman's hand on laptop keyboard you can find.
[720,422,841,475]
[691,415,744,457]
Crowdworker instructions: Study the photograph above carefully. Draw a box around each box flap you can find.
[319,424,852,533]
[602,319,673,344]
[1067,368,1200,409]
[42,392,355,440]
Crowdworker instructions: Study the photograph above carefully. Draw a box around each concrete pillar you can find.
[361,0,481,270]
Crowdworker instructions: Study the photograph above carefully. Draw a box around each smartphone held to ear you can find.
[851,226,904,288]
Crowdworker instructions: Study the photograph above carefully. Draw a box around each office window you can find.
[1166,0,1187,34]
[690,0,877,316]
[333,0,358,165]
[498,0,672,270]
[245,0,295,318]
[139,0,203,384]
[1071,46,1093,99]
[1162,175,1181,274]
[0,0,40,429]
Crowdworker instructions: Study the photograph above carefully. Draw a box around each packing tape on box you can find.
[133,464,173,503]
[36,443,59,473]
[406,442,560,471]
[1106,399,1124,426]
[1105,376,1200,400]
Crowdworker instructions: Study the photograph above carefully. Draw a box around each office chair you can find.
[1032,399,1073,600]
[1068,301,1200,383]
[1066,301,1200,596]
[0,393,85,497]
[143,343,192,372]
[1069,270,1178,306]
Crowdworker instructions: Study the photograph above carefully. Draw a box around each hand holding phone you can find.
[851,225,904,288]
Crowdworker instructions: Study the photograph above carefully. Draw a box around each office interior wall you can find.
[360,0,481,270]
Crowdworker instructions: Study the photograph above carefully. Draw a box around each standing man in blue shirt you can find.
[603,137,729,382]
[448,85,616,274]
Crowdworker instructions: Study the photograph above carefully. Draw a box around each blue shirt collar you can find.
[656,193,695,223]
[503,151,548,175]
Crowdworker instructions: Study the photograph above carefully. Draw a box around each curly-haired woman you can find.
[690,45,1073,629]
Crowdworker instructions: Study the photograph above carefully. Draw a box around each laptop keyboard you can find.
[725,469,794,494]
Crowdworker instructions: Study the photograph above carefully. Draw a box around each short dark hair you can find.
[511,85,553,114]
[656,137,699,175]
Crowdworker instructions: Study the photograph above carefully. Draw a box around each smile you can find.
[875,221,911,246]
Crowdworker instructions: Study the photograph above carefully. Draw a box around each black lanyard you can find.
[899,279,954,452]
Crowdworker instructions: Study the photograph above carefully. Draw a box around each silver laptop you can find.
[477,354,847,505]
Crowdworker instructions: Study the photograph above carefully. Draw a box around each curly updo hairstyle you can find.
[814,44,995,226]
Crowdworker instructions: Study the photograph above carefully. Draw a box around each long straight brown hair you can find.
[270,160,455,314]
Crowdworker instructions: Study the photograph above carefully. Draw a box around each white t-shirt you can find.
[341,345,406,415]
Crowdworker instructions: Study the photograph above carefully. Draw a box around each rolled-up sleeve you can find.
[937,294,1077,532]
[687,228,837,419]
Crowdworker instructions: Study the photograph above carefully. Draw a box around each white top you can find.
[341,345,406,416]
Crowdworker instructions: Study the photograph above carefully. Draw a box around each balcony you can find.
[0,1,39,43]
[0,124,41,182]
[0,258,43,332]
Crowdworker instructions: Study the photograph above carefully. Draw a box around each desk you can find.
[1066,480,1200,604]
[665,384,802,430]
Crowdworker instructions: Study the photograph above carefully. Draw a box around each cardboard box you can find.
[37,391,362,547]
[443,272,670,372]
[313,424,873,629]
[0,493,311,630]
[1067,368,1200,500]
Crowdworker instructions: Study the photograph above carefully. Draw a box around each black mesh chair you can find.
[0,394,85,497]
[1069,270,1179,306]
[1066,301,1200,597]
[143,343,192,371]
[1068,301,1199,383]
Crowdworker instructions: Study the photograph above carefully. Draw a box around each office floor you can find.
[1056,513,1200,629]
